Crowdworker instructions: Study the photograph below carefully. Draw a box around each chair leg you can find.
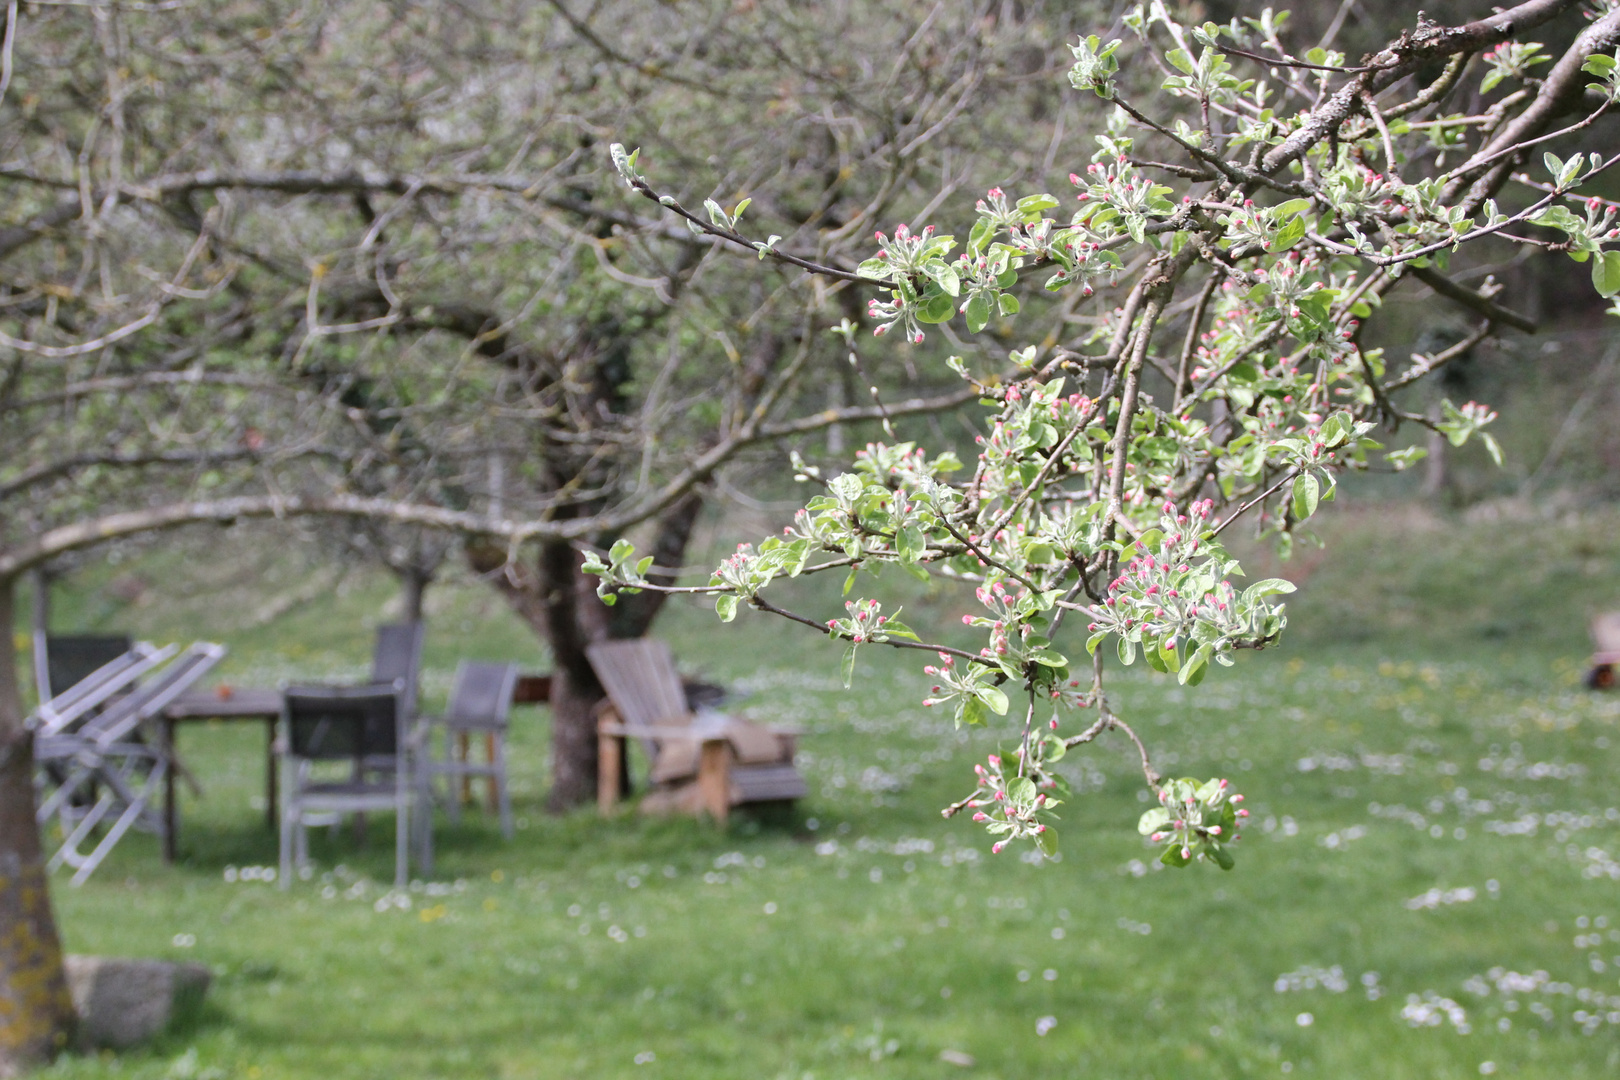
[444,728,462,826]
[697,739,732,826]
[279,801,294,891]
[495,732,513,840]
[68,773,155,887]
[35,762,85,825]
[597,733,622,816]
[394,797,408,891]
[415,759,434,878]
[51,789,116,873]
[457,731,471,810]
[485,733,498,815]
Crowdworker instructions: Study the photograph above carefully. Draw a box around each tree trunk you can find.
[0,575,76,1075]
[535,538,605,811]
[27,570,48,702]
[1423,403,1449,499]
[400,567,429,623]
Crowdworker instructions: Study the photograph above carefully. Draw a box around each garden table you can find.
[159,688,282,863]
[157,676,551,862]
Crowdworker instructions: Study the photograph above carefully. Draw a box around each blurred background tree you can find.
[0,2,1106,1066]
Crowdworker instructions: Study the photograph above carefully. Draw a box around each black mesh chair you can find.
[279,682,424,888]
[422,661,519,848]
[41,635,135,702]
[29,642,171,738]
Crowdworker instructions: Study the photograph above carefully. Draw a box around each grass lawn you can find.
[23,505,1620,1079]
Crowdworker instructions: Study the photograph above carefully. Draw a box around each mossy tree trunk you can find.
[0,575,75,1075]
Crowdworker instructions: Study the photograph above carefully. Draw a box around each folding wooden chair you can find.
[587,638,804,822]
[36,643,226,885]
[40,635,135,702]
[28,641,174,738]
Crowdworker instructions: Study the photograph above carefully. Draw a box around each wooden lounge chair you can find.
[586,638,805,823]
[1589,613,1620,690]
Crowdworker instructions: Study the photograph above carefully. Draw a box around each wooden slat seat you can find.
[729,763,808,803]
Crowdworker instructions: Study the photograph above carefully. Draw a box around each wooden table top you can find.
[162,673,552,720]
[163,688,282,720]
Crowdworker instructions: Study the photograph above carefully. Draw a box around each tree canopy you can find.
[593,0,1620,867]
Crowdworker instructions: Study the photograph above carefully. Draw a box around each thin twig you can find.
[1208,470,1297,539]
[747,594,981,663]
[626,177,889,287]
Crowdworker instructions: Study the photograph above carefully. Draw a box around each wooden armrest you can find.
[598,723,723,739]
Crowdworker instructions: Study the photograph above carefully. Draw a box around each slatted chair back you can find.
[587,638,691,741]
[371,623,424,719]
[285,683,404,762]
[30,642,173,737]
[445,662,519,729]
[79,643,227,749]
[43,634,134,701]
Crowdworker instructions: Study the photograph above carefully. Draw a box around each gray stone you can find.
[63,955,211,1049]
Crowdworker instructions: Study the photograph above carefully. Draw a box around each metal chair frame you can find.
[371,623,425,721]
[421,661,519,846]
[278,681,427,889]
[28,642,174,738]
[35,643,226,885]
